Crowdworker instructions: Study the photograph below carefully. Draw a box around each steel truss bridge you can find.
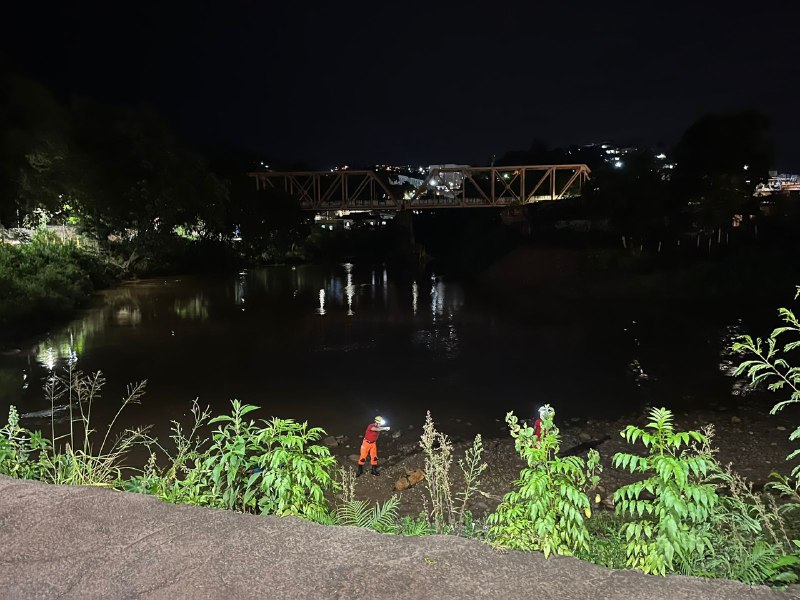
[248,164,590,211]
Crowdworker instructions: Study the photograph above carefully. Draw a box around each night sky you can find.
[3,1,799,169]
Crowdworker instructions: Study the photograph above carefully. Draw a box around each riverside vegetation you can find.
[3,292,800,588]
[0,231,120,332]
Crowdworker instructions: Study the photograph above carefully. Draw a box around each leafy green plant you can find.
[733,286,800,581]
[335,496,400,533]
[631,424,800,585]
[201,400,338,522]
[612,407,717,575]
[487,406,601,557]
[399,514,435,537]
[734,288,800,488]
[418,411,488,534]
[578,510,629,569]
[0,406,52,480]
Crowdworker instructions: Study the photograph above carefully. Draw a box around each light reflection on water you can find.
[174,295,209,321]
[0,263,765,435]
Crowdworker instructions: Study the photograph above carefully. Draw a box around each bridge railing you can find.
[247,164,590,210]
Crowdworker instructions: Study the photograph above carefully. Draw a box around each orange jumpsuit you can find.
[358,424,381,466]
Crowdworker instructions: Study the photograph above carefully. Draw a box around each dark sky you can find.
[3,1,799,169]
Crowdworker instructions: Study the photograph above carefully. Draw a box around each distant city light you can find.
[743,164,750,170]
[655,153,666,160]
[614,161,623,168]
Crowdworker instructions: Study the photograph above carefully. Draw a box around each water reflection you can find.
[317,288,326,315]
[115,306,142,326]
[235,273,247,311]
[174,295,209,321]
[344,263,355,316]
[36,332,80,371]
[1,264,756,435]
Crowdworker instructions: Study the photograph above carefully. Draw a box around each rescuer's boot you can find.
[371,465,380,476]
[356,464,364,477]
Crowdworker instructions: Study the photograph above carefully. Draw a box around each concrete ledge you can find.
[0,476,793,599]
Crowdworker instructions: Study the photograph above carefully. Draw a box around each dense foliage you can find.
[612,408,718,575]
[0,231,119,329]
[202,401,337,521]
[488,407,601,557]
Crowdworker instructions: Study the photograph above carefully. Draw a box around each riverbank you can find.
[476,243,800,304]
[1,476,792,599]
[0,233,121,344]
[0,234,245,347]
[332,394,799,520]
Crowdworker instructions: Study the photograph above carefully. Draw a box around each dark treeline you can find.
[412,111,800,301]
[0,75,309,272]
[495,110,775,237]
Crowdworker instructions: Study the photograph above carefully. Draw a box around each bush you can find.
[0,231,119,328]
[612,407,717,575]
[487,406,601,557]
[199,400,338,522]
[0,406,52,481]
[733,286,800,581]
[125,398,215,506]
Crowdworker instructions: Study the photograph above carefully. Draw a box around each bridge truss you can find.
[248,164,590,211]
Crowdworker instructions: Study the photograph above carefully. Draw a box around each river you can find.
[0,263,768,441]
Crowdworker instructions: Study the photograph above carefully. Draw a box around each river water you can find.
[0,264,767,440]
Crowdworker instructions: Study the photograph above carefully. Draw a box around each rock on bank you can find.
[0,477,792,600]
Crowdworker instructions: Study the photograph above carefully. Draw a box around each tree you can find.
[672,111,773,225]
[583,149,675,236]
[207,146,310,262]
[66,99,229,242]
[0,75,71,227]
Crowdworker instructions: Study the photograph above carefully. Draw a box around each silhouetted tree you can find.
[672,110,773,226]
[583,150,674,237]
[66,99,229,242]
[0,75,71,226]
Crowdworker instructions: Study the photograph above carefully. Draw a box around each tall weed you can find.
[419,411,487,534]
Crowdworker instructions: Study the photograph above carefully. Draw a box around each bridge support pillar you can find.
[393,209,416,259]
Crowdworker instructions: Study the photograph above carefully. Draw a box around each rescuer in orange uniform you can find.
[357,416,390,476]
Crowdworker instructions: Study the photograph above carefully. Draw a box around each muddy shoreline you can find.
[329,394,799,518]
